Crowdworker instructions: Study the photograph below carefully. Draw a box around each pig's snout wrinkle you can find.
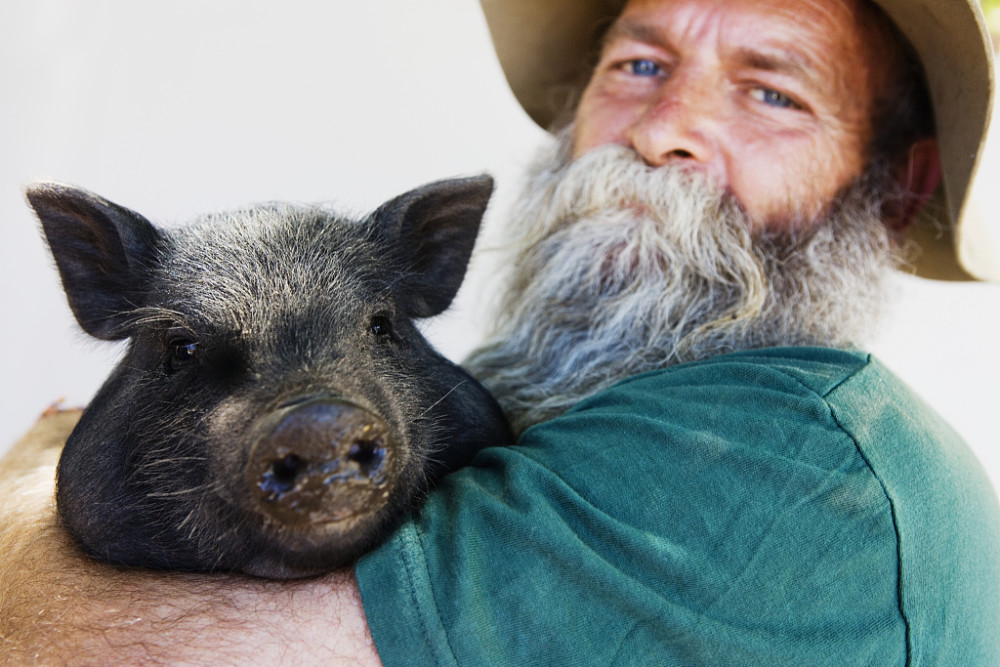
[246,399,394,529]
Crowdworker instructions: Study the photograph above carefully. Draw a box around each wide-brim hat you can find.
[479,0,998,281]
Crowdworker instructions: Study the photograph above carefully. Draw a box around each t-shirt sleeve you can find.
[355,348,1000,666]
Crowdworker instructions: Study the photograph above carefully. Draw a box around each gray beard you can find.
[464,129,902,435]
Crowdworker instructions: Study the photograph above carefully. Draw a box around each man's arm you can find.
[0,411,382,666]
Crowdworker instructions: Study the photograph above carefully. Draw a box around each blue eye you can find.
[627,59,662,77]
[752,88,798,109]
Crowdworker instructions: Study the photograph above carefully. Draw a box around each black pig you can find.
[27,176,512,579]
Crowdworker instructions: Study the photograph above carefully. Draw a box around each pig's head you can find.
[27,176,512,578]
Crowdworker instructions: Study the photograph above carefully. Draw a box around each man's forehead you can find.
[608,0,886,99]
[614,0,867,29]
[608,0,875,65]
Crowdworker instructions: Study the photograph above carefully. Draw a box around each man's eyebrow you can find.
[732,46,823,91]
[600,20,666,51]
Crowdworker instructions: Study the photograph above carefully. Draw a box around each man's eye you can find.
[626,59,663,77]
[751,87,799,109]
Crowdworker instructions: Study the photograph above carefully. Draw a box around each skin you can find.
[0,0,941,663]
[573,0,935,226]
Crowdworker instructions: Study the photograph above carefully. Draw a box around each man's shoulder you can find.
[556,345,881,429]
[618,345,876,395]
[523,344,961,483]
[519,346,885,484]
[543,345,970,466]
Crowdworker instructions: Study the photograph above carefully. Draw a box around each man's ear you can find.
[885,138,941,234]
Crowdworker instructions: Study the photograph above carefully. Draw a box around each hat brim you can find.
[479,0,998,281]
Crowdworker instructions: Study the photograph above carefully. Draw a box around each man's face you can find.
[573,0,892,226]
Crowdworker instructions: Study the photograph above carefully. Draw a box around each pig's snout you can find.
[246,399,393,528]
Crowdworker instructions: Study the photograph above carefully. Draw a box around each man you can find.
[1,0,998,664]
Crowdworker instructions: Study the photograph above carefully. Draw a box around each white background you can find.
[1,1,998,498]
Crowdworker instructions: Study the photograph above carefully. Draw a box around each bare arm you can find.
[0,411,382,666]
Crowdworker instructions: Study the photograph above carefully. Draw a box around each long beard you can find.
[464,129,902,435]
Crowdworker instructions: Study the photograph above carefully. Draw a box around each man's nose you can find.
[625,73,720,172]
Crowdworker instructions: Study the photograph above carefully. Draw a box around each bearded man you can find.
[2,0,998,664]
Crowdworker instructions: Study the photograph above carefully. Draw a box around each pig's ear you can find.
[26,183,163,340]
[373,175,494,318]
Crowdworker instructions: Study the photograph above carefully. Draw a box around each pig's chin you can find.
[221,485,407,579]
[237,508,400,579]
[238,490,407,579]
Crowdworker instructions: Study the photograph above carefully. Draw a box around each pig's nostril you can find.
[347,440,386,477]
[261,454,306,497]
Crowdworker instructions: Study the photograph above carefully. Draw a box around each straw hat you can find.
[479,0,999,281]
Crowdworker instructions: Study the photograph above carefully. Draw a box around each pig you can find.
[26,176,512,579]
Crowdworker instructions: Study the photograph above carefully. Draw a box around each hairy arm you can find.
[0,411,382,666]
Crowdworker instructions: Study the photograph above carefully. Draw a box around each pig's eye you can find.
[168,339,200,369]
[369,315,394,339]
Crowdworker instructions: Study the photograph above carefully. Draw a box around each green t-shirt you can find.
[357,347,1000,665]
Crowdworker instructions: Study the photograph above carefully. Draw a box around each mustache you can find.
[501,138,743,249]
